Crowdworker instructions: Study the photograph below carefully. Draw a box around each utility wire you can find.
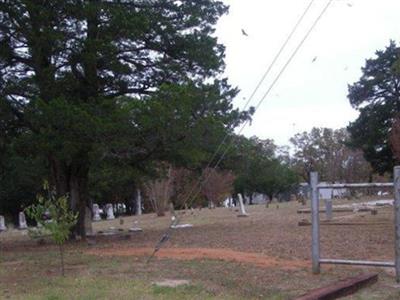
[169,0,316,219]
[184,0,333,211]
[197,0,315,173]
[203,0,334,189]
[146,0,333,263]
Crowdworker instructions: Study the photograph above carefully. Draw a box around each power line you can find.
[146,0,333,263]
[185,0,334,210]
[168,0,316,219]
[201,0,315,172]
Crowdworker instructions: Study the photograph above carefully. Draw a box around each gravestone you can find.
[325,199,333,220]
[171,223,193,229]
[0,215,6,231]
[92,204,101,221]
[129,220,143,232]
[154,279,190,288]
[19,211,28,229]
[106,203,115,220]
[237,194,248,217]
[136,189,142,216]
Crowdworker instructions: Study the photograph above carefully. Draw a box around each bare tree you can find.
[171,167,199,209]
[143,167,173,217]
[201,168,235,208]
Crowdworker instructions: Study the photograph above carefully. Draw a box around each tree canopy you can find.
[347,41,400,174]
[0,1,251,235]
[227,136,298,202]
[290,127,372,182]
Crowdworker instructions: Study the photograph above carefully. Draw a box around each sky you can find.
[215,0,400,146]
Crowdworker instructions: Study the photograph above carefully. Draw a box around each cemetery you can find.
[1,187,400,299]
[2,0,400,299]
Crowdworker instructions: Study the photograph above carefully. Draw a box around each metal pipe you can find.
[318,183,393,189]
[394,166,400,282]
[320,258,395,267]
[311,172,320,274]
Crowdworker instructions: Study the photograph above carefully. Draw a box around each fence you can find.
[310,166,400,282]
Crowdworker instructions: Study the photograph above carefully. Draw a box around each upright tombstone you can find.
[136,189,142,216]
[325,199,333,220]
[92,204,101,221]
[0,215,6,231]
[106,203,115,220]
[237,194,248,217]
[19,211,28,229]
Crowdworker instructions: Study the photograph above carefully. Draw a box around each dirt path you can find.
[87,247,309,270]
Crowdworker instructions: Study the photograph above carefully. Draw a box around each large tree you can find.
[0,1,248,235]
[226,135,297,202]
[347,41,400,174]
[290,127,372,182]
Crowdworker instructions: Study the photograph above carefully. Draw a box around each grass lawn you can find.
[1,199,400,299]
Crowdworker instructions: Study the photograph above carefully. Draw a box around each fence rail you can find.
[319,259,395,267]
[317,183,393,189]
[310,166,400,282]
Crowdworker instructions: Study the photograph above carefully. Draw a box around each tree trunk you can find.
[59,244,65,276]
[69,165,91,237]
[125,194,135,215]
[50,155,92,238]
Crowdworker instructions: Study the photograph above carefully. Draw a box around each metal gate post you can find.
[311,171,320,274]
[394,166,400,283]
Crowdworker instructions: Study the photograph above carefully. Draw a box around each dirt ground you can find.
[1,198,400,299]
[87,247,309,270]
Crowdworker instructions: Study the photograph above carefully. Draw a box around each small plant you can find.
[25,181,78,276]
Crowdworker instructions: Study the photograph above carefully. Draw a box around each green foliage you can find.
[290,127,372,182]
[0,0,252,229]
[25,182,78,245]
[226,135,298,200]
[0,145,46,216]
[347,41,400,174]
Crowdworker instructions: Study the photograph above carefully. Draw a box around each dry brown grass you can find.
[1,198,400,299]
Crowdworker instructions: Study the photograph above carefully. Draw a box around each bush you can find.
[25,181,78,276]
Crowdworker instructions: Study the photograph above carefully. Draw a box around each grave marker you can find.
[19,211,28,229]
[0,215,6,231]
[237,194,248,217]
[92,204,101,221]
[136,189,142,215]
[106,203,115,220]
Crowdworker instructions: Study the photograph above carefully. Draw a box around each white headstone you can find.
[0,215,6,231]
[237,194,248,217]
[106,203,115,220]
[92,204,101,221]
[325,199,333,220]
[171,223,193,229]
[19,211,28,229]
[136,189,142,216]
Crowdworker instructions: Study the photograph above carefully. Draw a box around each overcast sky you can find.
[215,0,400,146]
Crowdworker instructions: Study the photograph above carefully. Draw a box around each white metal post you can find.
[311,172,320,274]
[394,166,400,283]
